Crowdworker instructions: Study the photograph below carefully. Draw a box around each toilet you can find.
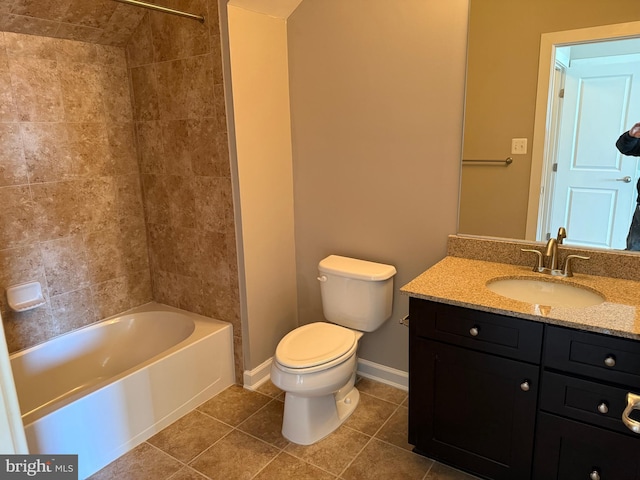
[270,254,397,445]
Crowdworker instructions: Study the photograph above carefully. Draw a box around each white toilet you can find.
[270,254,397,445]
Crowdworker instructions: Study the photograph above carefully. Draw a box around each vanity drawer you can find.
[540,371,640,437]
[409,298,543,363]
[544,326,640,387]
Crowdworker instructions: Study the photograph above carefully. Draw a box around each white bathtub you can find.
[9,302,235,479]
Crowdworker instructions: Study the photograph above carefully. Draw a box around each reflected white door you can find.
[549,57,640,249]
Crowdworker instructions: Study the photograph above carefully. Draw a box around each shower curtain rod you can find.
[112,0,205,23]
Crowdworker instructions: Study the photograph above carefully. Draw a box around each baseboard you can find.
[242,357,273,391]
[243,356,408,392]
[356,358,408,391]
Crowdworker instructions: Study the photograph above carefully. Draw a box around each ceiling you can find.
[0,0,148,47]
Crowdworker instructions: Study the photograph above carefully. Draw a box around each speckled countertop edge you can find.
[401,256,640,341]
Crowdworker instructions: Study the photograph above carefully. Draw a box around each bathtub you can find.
[9,302,235,479]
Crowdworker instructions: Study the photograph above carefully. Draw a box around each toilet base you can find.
[281,378,360,445]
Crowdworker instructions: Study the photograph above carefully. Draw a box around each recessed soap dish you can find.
[6,281,46,312]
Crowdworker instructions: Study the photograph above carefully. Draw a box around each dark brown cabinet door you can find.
[410,338,539,480]
[533,412,640,480]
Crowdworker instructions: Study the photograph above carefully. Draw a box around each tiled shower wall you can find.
[0,1,242,380]
[0,31,152,352]
[126,1,242,378]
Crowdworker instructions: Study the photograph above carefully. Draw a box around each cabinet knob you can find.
[520,381,530,392]
[469,326,479,337]
[604,355,616,367]
[590,470,601,480]
[597,402,609,414]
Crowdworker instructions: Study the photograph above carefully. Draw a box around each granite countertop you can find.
[401,256,640,341]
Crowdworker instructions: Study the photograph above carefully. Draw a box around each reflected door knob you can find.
[616,176,632,183]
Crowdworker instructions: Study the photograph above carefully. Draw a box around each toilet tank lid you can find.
[318,255,396,281]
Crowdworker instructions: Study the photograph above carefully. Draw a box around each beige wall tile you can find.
[0,69,18,121]
[0,15,59,38]
[126,14,154,68]
[9,57,63,121]
[0,184,36,249]
[135,121,166,173]
[59,62,105,122]
[50,287,98,334]
[0,123,27,186]
[66,122,111,176]
[130,64,159,121]
[61,0,118,30]
[156,55,215,120]
[20,122,77,182]
[54,37,97,63]
[10,0,72,21]
[31,180,84,240]
[40,234,90,295]
[4,31,57,60]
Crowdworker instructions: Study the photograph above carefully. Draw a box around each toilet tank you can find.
[318,255,396,332]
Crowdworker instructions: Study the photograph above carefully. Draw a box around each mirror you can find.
[459,0,640,251]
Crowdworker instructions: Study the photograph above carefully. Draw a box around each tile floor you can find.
[89,378,481,480]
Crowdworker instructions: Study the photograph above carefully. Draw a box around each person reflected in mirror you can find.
[616,122,640,250]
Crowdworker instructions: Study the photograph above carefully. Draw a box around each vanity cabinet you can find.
[408,298,640,480]
[532,326,640,480]
[408,298,543,480]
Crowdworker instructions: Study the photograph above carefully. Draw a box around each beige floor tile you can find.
[255,380,283,398]
[190,430,278,480]
[374,405,412,451]
[253,452,336,480]
[425,462,483,480]
[344,392,398,436]
[356,377,408,405]
[167,466,210,480]
[341,438,434,480]
[238,399,289,449]
[147,410,232,462]
[197,384,271,426]
[285,425,370,476]
[88,442,183,480]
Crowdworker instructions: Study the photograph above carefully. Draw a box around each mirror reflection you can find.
[459,0,640,251]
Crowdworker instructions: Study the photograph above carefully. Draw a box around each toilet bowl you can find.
[270,322,364,445]
[270,255,397,445]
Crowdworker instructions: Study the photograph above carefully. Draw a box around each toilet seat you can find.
[275,322,358,374]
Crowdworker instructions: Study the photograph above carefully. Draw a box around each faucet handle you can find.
[562,254,590,277]
[521,248,544,272]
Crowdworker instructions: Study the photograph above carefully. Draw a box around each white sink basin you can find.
[486,278,604,308]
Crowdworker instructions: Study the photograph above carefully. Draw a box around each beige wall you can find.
[460,0,640,239]
[0,32,151,352]
[227,0,301,371]
[288,0,469,372]
[126,0,242,379]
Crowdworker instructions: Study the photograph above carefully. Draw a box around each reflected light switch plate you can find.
[511,138,527,154]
